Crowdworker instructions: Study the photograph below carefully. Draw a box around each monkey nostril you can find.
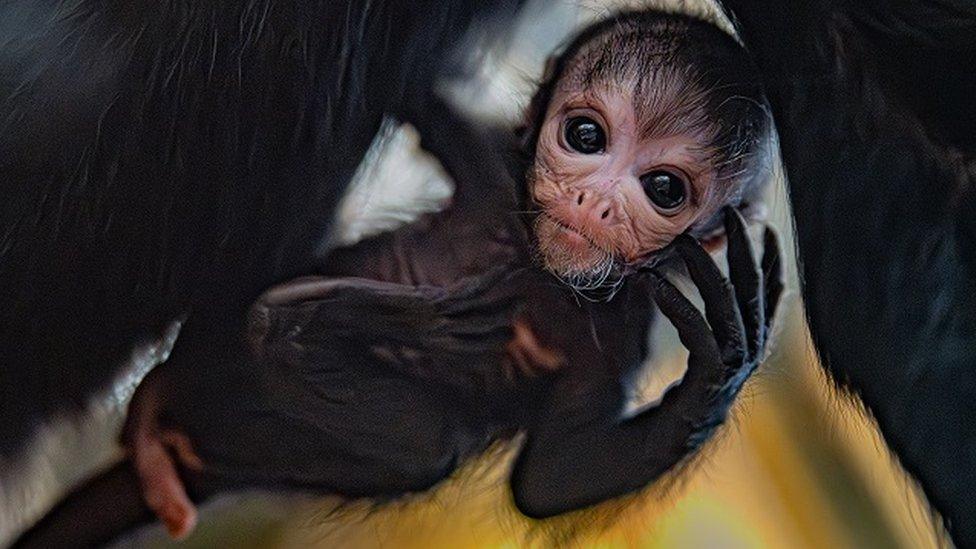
[601,209,610,220]
[577,193,585,205]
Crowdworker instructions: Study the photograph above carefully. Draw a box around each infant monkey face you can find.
[529,82,725,280]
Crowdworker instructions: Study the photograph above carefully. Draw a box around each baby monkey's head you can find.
[524,11,771,291]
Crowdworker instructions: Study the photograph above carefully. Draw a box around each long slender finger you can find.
[761,227,785,330]
[723,207,763,358]
[649,271,724,382]
[510,319,563,373]
[674,234,746,365]
[132,433,198,539]
[160,430,204,472]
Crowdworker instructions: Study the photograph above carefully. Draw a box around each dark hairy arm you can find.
[510,210,783,516]
[315,89,527,284]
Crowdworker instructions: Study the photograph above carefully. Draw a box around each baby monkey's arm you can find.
[393,92,521,231]
[320,93,526,283]
[510,209,784,517]
[249,270,518,378]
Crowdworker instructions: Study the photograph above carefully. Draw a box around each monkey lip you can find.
[551,220,590,248]
[542,213,599,251]
[534,213,611,276]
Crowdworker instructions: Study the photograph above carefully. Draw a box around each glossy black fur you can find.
[719,0,976,545]
[0,0,521,455]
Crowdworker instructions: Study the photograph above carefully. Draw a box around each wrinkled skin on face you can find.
[529,80,729,282]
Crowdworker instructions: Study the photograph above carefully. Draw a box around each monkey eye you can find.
[563,116,606,154]
[640,170,687,213]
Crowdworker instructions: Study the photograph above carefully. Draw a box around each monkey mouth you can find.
[543,213,601,250]
[533,213,620,284]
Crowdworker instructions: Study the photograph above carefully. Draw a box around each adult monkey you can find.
[0,0,521,453]
[719,0,976,546]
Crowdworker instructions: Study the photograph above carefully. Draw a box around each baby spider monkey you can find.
[16,10,783,546]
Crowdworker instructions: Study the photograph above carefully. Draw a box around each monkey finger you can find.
[422,309,512,352]
[761,227,785,332]
[509,319,564,373]
[132,432,198,540]
[674,234,747,365]
[159,430,204,472]
[294,282,445,332]
[442,291,516,323]
[649,271,724,377]
[440,288,520,343]
[121,366,169,446]
[723,207,763,358]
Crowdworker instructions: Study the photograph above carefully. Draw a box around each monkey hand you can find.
[649,207,784,447]
[507,209,783,517]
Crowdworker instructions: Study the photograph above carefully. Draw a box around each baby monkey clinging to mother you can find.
[17,10,782,546]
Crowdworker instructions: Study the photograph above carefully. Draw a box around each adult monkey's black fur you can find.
[719,0,976,545]
[0,0,521,454]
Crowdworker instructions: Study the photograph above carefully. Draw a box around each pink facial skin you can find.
[528,80,730,279]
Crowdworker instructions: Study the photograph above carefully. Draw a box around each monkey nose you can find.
[572,191,614,226]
